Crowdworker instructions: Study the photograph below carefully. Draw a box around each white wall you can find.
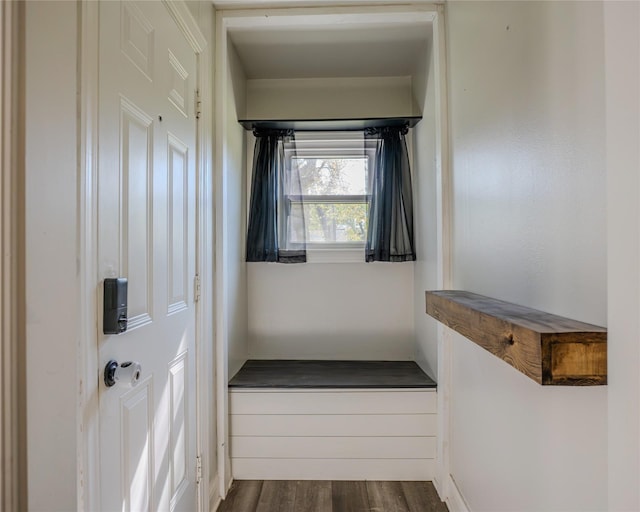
[412,35,439,380]
[222,40,249,379]
[241,52,419,364]
[447,2,607,510]
[25,1,78,509]
[186,1,219,506]
[229,40,247,121]
[245,76,416,120]
[605,2,640,510]
[248,263,415,360]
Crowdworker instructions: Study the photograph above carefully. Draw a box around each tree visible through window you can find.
[284,133,373,248]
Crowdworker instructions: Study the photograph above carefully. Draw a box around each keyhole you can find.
[158,115,163,122]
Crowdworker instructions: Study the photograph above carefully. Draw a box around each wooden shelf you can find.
[426,290,607,386]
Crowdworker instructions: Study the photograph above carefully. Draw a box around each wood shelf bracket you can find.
[426,290,607,386]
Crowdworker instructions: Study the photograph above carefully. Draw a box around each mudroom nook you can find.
[229,360,437,479]
[214,4,447,487]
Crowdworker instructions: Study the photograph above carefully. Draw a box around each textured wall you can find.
[25,1,79,509]
[447,2,607,510]
[248,262,415,361]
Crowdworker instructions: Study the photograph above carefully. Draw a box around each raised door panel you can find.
[168,50,188,117]
[167,134,188,315]
[121,380,154,512]
[121,1,154,81]
[120,98,154,328]
[168,353,189,508]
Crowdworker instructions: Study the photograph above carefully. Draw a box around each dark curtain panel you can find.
[365,125,416,262]
[246,128,306,263]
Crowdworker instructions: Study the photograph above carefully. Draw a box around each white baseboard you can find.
[209,474,220,512]
[225,457,233,495]
[446,474,470,512]
[432,474,445,501]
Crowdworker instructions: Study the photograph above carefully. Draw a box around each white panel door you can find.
[98,2,197,510]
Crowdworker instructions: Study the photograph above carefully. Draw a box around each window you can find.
[246,125,415,264]
[283,132,376,251]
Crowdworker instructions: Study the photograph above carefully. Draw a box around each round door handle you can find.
[104,360,142,388]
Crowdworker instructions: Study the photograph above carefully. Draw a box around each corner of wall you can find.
[605,1,640,509]
[412,29,439,381]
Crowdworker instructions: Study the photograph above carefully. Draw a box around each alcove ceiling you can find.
[227,22,433,80]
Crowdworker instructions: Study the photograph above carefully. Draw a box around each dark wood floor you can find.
[217,480,448,512]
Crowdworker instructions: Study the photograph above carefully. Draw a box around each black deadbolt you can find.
[104,278,128,335]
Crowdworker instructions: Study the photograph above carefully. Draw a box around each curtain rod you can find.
[238,116,421,132]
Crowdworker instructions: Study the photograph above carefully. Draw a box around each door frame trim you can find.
[0,0,25,509]
[77,2,214,510]
[77,1,99,508]
[432,5,453,507]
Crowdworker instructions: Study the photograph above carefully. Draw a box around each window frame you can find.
[283,132,378,257]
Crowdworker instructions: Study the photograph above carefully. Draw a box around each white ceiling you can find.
[229,23,432,79]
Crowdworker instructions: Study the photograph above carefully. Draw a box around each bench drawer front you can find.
[231,413,436,437]
[229,389,437,481]
[230,389,437,415]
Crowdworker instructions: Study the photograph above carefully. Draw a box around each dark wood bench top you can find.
[229,360,437,389]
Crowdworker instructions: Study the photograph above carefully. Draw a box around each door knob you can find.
[104,360,142,388]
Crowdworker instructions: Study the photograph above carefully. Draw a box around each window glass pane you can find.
[288,202,368,244]
[292,158,368,196]
[285,202,306,248]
